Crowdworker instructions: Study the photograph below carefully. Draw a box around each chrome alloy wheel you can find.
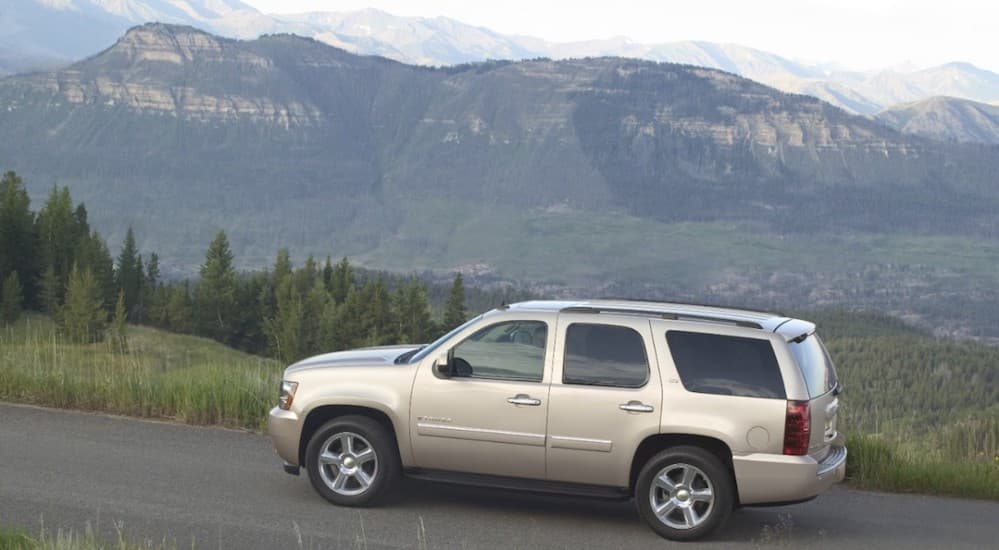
[317,431,378,496]
[649,462,715,530]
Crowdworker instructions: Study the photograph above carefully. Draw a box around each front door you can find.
[410,317,553,480]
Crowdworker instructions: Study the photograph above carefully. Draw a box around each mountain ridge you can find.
[5,1,999,116]
[877,96,999,144]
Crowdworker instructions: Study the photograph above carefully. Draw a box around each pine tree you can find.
[273,248,292,283]
[166,283,193,333]
[302,277,330,355]
[443,273,467,330]
[322,256,333,293]
[265,276,303,363]
[395,279,432,343]
[108,290,128,352]
[195,231,237,344]
[60,263,107,343]
[1,270,23,324]
[115,227,143,315]
[295,255,318,296]
[330,257,353,305]
[145,253,160,289]
[75,231,116,310]
[39,265,59,314]
[35,186,77,294]
[0,172,36,306]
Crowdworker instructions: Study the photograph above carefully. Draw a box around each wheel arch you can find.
[299,405,399,467]
[630,433,739,504]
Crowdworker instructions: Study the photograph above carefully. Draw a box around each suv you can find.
[268,300,846,541]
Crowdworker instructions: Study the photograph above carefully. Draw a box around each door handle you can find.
[619,401,654,413]
[507,394,542,406]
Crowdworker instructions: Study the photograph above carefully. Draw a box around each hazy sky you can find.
[241,0,998,72]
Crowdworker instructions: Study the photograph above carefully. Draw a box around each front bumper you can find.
[732,443,847,505]
[267,406,302,467]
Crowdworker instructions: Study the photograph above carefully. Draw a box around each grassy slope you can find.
[0,315,280,430]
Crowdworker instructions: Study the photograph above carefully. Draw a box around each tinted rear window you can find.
[563,323,649,387]
[788,334,838,398]
[666,331,785,399]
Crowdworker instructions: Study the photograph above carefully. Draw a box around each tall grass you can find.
[846,433,999,500]
[0,524,177,550]
[0,315,280,430]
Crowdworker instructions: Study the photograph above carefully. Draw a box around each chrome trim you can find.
[619,401,655,413]
[416,423,546,446]
[507,394,542,406]
[549,435,613,453]
[817,445,847,477]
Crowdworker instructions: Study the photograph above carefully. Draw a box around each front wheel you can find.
[635,446,734,541]
[305,415,400,506]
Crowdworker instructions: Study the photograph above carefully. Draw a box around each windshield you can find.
[407,314,484,363]
[788,333,838,398]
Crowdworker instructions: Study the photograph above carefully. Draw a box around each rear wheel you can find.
[635,446,734,541]
[305,415,399,506]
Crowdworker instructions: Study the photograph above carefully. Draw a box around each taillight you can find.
[783,400,811,456]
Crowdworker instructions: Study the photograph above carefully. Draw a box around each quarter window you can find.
[451,321,548,382]
[563,323,649,388]
[666,331,785,399]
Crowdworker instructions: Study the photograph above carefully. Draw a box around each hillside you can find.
[4,24,999,337]
[877,96,999,144]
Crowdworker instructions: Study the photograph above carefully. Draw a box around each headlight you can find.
[279,380,299,410]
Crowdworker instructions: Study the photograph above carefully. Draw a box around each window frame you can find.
[665,329,786,400]
[561,322,651,389]
[448,320,549,383]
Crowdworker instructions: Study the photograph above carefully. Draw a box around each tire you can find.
[635,446,734,541]
[305,415,400,507]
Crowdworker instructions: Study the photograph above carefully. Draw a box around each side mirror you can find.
[433,351,453,379]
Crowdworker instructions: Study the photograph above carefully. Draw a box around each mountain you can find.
[0,0,271,66]
[5,24,999,337]
[1,24,996,252]
[877,96,999,144]
[7,2,999,116]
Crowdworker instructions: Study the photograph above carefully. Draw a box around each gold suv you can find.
[268,300,846,541]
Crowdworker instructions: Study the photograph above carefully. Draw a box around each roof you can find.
[505,299,797,333]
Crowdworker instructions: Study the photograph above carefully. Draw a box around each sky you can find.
[240,0,998,72]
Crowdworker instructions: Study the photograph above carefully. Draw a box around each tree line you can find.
[0,170,471,363]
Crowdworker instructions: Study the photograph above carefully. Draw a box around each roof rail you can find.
[560,305,764,329]
[597,297,781,317]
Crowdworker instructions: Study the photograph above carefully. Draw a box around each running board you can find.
[403,469,631,500]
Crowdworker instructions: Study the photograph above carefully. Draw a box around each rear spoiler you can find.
[773,318,817,342]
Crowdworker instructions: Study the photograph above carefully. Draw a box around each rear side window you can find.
[788,334,838,398]
[666,331,785,399]
[563,323,649,387]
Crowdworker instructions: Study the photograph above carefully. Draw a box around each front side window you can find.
[563,323,649,388]
[666,331,785,399]
[451,321,548,382]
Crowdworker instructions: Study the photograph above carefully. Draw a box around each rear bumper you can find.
[267,406,302,466]
[732,444,847,505]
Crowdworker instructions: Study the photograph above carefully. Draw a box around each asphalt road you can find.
[1,403,997,549]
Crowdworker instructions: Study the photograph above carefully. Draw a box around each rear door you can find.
[545,314,662,487]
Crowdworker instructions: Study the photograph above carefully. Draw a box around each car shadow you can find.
[388,477,823,543]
